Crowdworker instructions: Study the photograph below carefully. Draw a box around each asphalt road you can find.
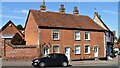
[1,55,120,68]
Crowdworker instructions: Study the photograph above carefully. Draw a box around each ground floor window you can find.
[75,45,80,54]
[85,45,90,54]
[53,45,59,53]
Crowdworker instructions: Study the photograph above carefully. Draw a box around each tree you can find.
[16,24,24,30]
[118,36,120,44]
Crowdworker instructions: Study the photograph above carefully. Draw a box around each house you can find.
[93,12,114,59]
[0,29,2,57]
[1,20,24,43]
[24,3,112,60]
[113,31,119,55]
[1,20,38,60]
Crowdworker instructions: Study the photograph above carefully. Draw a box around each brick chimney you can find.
[73,6,79,15]
[94,12,101,18]
[59,4,65,14]
[40,0,46,12]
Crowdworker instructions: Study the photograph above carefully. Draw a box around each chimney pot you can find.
[73,6,79,15]
[59,4,65,14]
[40,0,46,12]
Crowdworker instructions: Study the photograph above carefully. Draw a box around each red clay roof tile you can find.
[30,10,105,31]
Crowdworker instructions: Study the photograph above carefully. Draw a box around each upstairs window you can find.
[85,31,90,40]
[74,31,80,40]
[53,30,59,40]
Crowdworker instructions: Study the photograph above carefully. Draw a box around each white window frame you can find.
[52,29,60,40]
[84,31,90,40]
[52,44,60,53]
[75,45,81,54]
[85,45,90,54]
[74,31,80,40]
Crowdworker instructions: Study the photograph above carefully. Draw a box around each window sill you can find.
[75,40,81,41]
[84,39,90,41]
[85,53,90,55]
[75,54,81,55]
[53,39,60,41]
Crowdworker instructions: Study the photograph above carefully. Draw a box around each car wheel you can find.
[39,62,45,67]
[62,62,68,67]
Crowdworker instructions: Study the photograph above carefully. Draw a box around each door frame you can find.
[64,47,71,60]
[94,46,99,58]
[42,46,49,57]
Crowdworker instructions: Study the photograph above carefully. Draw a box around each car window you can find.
[47,54,54,58]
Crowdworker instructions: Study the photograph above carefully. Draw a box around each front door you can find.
[94,46,99,58]
[43,47,49,57]
[65,47,70,60]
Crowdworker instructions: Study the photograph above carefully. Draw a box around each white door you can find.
[43,47,49,57]
[65,47,70,60]
[94,46,99,58]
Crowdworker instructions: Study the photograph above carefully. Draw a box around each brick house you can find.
[93,12,114,59]
[24,3,114,60]
[0,29,2,57]
[113,31,119,54]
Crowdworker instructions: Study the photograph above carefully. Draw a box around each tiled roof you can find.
[30,10,105,31]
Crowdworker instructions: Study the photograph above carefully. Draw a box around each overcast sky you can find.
[1,2,119,37]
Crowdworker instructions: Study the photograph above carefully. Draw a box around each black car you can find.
[31,53,69,67]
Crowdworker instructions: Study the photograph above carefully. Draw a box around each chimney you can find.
[73,6,79,15]
[94,12,99,18]
[40,0,46,12]
[59,4,65,14]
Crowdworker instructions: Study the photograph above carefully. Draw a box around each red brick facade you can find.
[1,4,108,60]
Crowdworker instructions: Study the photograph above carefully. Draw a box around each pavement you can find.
[0,58,2,68]
[0,55,120,67]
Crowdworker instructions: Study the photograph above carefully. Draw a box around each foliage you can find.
[117,36,120,44]
[16,24,24,30]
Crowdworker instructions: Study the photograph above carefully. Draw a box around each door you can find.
[65,47,70,60]
[43,47,49,57]
[94,46,99,58]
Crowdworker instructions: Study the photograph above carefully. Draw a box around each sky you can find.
[0,2,119,37]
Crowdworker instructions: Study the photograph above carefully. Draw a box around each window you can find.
[85,45,90,54]
[74,31,80,40]
[85,31,90,40]
[75,45,80,54]
[53,30,59,40]
[53,45,59,53]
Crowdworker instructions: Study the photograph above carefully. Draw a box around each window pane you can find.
[53,46,59,53]
[53,30,59,40]
[75,32,80,40]
[75,45,80,54]
[85,32,90,40]
[85,45,90,54]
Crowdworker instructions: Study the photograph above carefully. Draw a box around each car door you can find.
[53,54,61,65]
[46,54,56,66]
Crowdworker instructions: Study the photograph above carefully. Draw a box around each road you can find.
[0,55,120,68]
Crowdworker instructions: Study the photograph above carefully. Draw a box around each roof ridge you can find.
[30,9,88,17]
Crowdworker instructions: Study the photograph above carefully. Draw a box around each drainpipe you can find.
[38,28,41,57]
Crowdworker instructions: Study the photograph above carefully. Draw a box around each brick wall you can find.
[2,43,39,60]
[25,12,39,46]
[39,29,105,60]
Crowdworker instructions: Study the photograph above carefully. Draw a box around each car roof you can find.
[48,53,65,55]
